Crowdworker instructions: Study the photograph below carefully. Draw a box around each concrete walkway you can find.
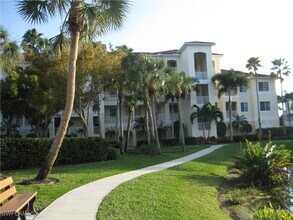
[35,144,224,220]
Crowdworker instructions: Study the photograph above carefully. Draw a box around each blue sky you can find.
[1,0,293,94]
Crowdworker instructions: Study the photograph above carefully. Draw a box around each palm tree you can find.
[232,114,248,135]
[246,57,262,140]
[190,104,207,139]
[270,58,291,133]
[17,0,130,181]
[212,69,248,141]
[166,70,195,151]
[202,102,223,138]
[0,26,23,72]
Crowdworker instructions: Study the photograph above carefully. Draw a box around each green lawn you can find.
[97,140,293,220]
[1,145,207,211]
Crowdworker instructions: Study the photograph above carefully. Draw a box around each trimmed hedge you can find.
[0,137,119,170]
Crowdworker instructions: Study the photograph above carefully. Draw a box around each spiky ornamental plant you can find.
[233,140,293,187]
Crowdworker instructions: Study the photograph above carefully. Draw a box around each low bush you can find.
[233,140,293,187]
[107,147,121,160]
[138,144,154,154]
[256,127,293,140]
[0,137,113,170]
[233,134,259,142]
[252,204,293,220]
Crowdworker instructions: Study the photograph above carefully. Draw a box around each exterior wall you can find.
[1,42,280,143]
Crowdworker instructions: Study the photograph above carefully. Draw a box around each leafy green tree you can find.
[190,104,207,138]
[212,69,248,141]
[270,58,291,133]
[232,114,249,135]
[17,0,130,180]
[246,57,262,139]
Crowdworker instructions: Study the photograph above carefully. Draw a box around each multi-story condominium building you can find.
[1,41,280,144]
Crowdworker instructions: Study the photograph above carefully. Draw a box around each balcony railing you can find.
[196,96,209,105]
[104,96,118,103]
[93,126,100,135]
[195,71,208,80]
[198,122,210,130]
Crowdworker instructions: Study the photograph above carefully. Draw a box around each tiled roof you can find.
[221,69,272,78]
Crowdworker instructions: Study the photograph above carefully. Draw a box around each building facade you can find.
[2,41,280,144]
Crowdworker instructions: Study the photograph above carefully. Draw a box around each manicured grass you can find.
[97,140,293,220]
[1,145,207,211]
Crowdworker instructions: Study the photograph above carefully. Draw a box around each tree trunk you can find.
[280,78,286,134]
[255,74,262,140]
[144,91,152,144]
[228,91,233,141]
[35,30,80,181]
[151,96,161,153]
[125,107,133,153]
[118,96,124,154]
[177,98,185,152]
[170,99,174,138]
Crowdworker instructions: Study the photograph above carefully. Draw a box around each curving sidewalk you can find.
[35,144,224,220]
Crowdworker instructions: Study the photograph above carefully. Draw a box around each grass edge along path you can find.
[1,145,208,211]
[97,144,238,220]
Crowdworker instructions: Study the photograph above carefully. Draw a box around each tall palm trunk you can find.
[151,96,161,153]
[143,94,151,144]
[228,91,233,141]
[118,93,124,154]
[177,98,185,152]
[125,106,133,153]
[280,77,286,134]
[36,31,80,180]
[255,74,262,139]
[144,90,155,142]
[170,99,174,138]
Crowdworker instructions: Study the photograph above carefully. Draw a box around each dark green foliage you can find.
[0,137,114,170]
[107,147,121,160]
[138,144,155,154]
[233,134,259,142]
[233,141,293,187]
[255,127,293,140]
[217,121,227,137]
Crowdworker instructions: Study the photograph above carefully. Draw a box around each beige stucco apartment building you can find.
[2,41,280,144]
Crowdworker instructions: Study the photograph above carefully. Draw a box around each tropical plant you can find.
[202,102,223,139]
[270,58,291,134]
[190,104,207,139]
[0,26,23,72]
[252,203,293,220]
[232,114,248,134]
[166,69,195,151]
[212,69,248,141]
[17,0,130,181]
[216,121,227,138]
[233,140,293,187]
[246,57,262,139]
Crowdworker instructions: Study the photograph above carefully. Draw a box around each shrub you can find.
[184,137,198,145]
[0,137,113,170]
[107,147,121,160]
[233,134,258,142]
[233,140,293,187]
[138,144,155,154]
[217,121,227,137]
[252,204,293,220]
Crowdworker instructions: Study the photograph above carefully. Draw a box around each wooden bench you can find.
[0,177,37,220]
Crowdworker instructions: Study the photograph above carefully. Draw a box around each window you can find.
[239,85,247,92]
[241,102,248,112]
[93,116,99,126]
[110,108,116,117]
[260,101,270,111]
[167,60,177,69]
[169,103,178,113]
[109,91,117,97]
[194,52,207,72]
[259,82,269,91]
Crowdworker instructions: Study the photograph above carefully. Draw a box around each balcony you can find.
[93,126,100,135]
[195,71,208,80]
[196,96,209,105]
[104,96,118,104]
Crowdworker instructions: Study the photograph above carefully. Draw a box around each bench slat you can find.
[0,192,37,214]
[0,186,16,204]
[0,177,13,191]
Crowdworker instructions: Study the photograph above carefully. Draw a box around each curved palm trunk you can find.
[228,91,233,141]
[177,98,185,152]
[255,74,262,140]
[36,31,80,180]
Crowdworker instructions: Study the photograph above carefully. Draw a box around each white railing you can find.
[195,71,208,80]
[93,126,100,135]
[104,96,118,103]
[196,96,209,104]
[198,122,210,130]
